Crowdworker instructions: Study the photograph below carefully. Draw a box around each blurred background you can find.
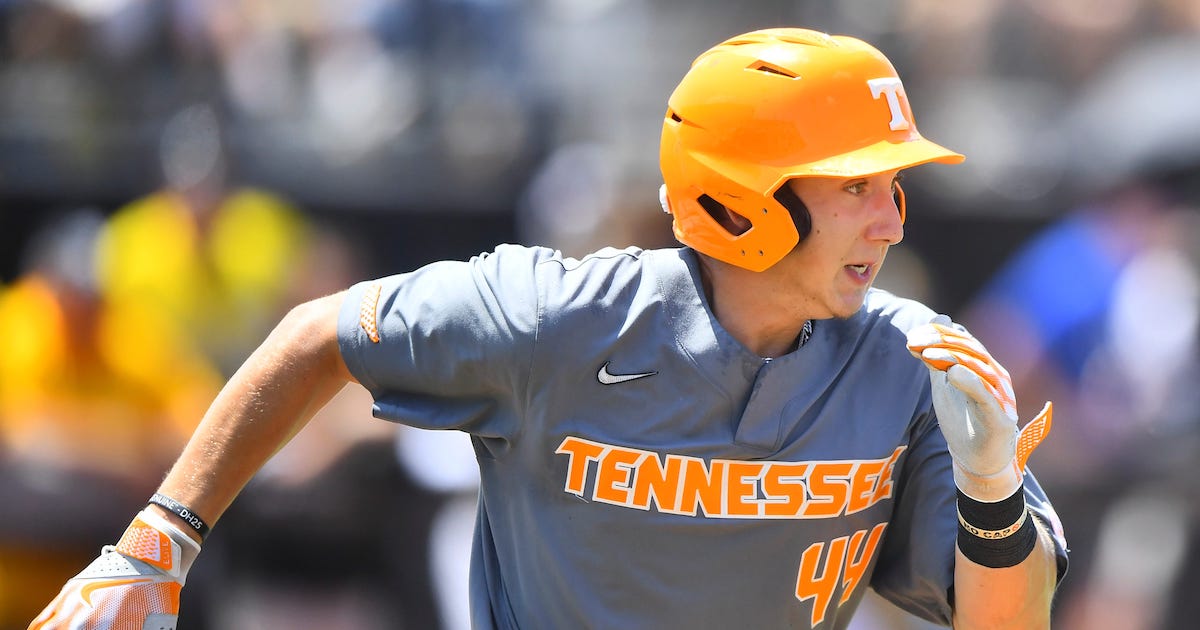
[1,0,1198,628]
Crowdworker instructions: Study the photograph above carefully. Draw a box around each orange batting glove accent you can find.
[907,317,1053,502]
[1016,402,1052,471]
[28,510,200,630]
[908,323,1017,415]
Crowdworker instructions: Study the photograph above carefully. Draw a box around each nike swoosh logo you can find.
[81,578,153,607]
[597,362,657,385]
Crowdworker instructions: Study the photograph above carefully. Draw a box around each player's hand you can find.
[28,509,201,630]
[906,316,1052,502]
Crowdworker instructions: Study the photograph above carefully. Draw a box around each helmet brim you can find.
[692,135,964,198]
[791,136,965,179]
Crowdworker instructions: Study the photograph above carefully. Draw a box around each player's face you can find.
[776,170,905,319]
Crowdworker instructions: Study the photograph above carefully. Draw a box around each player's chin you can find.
[829,288,871,319]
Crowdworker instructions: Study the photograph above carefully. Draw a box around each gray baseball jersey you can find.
[337,245,1068,629]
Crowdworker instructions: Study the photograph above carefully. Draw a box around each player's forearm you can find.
[149,292,352,539]
[952,519,1057,630]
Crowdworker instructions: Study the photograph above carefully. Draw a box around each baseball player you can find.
[31,28,1067,629]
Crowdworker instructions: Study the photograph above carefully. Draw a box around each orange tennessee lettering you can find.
[678,458,725,516]
[553,437,907,519]
[762,462,809,517]
[725,461,764,517]
[871,446,906,505]
[555,437,606,495]
[631,453,683,512]
[847,460,885,514]
[594,446,644,506]
[802,462,852,518]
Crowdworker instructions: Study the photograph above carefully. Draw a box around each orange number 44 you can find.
[795,522,888,626]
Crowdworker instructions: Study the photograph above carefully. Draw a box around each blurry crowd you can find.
[1,1,1199,629]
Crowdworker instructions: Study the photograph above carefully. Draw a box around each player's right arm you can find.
[30,291,353,630]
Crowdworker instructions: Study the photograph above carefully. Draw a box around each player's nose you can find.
[867,186,904,245]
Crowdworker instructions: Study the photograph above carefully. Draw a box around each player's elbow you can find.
[272,292,354,384]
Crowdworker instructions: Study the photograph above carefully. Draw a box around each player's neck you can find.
[698,256,811,359]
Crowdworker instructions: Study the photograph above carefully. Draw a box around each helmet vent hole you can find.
[668,110,683,123]
[747,61,799,79]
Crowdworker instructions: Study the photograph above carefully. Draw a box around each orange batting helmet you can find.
[660,28,964,271]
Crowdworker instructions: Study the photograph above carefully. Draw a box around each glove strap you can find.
[115,509,202,583]
[956,487,1038,568]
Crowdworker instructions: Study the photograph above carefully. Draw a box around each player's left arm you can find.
[907,317,1060,629]
[28,292,354,629]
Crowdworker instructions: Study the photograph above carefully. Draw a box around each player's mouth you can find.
[845,263,873,283]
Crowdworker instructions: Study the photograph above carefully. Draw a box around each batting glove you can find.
[28,509,200,630]
[906,317,1052,502]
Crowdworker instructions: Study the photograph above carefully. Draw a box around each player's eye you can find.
[844,181,867,195]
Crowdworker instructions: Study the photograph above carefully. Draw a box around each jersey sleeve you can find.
[870,408,957,625]
[337,244,553,441]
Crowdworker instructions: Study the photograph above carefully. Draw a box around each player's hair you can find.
[659,28,963,271]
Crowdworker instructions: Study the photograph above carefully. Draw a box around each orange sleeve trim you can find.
[359,282,382,343]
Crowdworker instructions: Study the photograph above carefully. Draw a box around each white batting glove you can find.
[907,316,1052,502]
[28,509,200,630]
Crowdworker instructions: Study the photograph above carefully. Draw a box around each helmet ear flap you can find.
[772,184,812,241]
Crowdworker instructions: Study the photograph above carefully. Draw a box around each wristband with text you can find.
[148,493,211,541]
[956,487,1037,568]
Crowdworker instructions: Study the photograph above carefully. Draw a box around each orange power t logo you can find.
[867,77,910,131]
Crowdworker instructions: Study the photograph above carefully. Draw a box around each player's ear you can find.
[697,194,752,236]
